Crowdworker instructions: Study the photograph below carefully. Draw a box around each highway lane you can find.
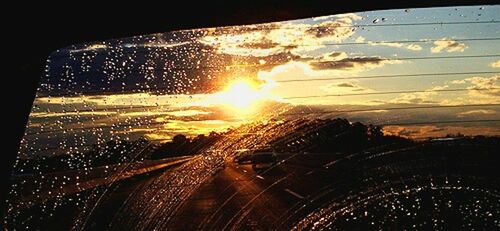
[160,141,499,230]
[165,152,339,230]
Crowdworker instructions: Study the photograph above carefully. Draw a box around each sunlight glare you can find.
[216,79,262,110]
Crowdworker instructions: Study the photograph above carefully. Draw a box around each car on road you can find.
[232,149,252,163]
[250,151,278,170]
[235,150,278,170]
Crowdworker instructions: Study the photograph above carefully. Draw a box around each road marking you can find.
[256,175,265,180]
[284,188,305,199]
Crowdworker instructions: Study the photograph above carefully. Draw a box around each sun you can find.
[216,79,262,110]
[200,78,281,115]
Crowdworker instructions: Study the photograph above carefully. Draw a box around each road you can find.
[7,140,499,230]
[11,156,194,208]
[165,153,340,230]
[143,141,499,230]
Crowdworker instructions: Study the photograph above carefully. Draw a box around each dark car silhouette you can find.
[236,150,277,170]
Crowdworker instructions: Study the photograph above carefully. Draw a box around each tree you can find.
[172,134,188,144]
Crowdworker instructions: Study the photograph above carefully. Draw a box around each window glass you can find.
[5,5,499,230]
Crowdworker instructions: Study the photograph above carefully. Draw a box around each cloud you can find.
[390,85,448,104]
[389,75,500,105]
[355,36,365,43]
[368,41,422,51]
[490,60,500,68]
[35,93,185,106]
[431,38,467,53]
[253,49,405,105]
[406,44,423,51]
[383,125,500,139]
[312,13,363,21]
[44,41,308,96]
[451,75,499,97]
[334,13,363,21]
[320,51,349,61]
[257,51,403,82]
[74,42,194,52]
[30,111,116,118]
[336,82,357,88]
[45,13,366,98]
[388,75,499,105]
[199,31,282,56]
[320,81,372,93]
[308,53,402,72]
[256,59,396,105]
[237,38,280,49]
[303,20,355,40]
[198,13,362,56]
[162,109,211,117]
[457,109,496,117]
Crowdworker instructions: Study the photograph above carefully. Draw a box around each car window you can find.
[5,5,499,230]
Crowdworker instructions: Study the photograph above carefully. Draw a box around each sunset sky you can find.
[21,5,499,157]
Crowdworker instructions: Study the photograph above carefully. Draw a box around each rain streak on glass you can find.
[4,5,500,231]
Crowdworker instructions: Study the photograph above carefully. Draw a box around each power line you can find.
[220,54,500,69]
[32,84,500,114]
[380,119,500,126]
[28,103,500,133]
[301,37,500,47]
[203,38,500,51]
[276,71,500,83]
[279,103,500,116]
[394,54,500,61]
[283,88,500,99]
[35,102,500,116]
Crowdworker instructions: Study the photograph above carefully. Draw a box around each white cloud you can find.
[333,13,363,21]
[389,85,449,104]
[256,56,400,105]
[452,76,500,101]
[368,41,422,51]
[490,60,500,68]
[199,13,363,56]
[388,75,500,105]
[355,36,365,43]
[431,38,466,53]
[406,44,423,51]
[312,13,363,21]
